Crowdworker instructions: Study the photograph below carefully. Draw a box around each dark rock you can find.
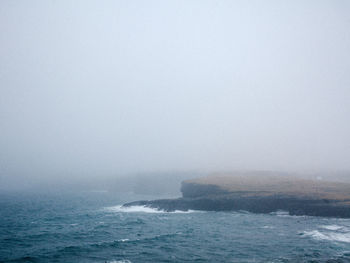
[123,175,350,218]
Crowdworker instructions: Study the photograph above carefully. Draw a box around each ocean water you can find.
[1,191,350,263]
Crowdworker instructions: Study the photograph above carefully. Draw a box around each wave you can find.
[270,210,290,216]
[104,205,197,214]
[60,234,181,251]
[269,210,311,219]
[321,225,344,231]
[55,238,134,254]
[302,229,350,243]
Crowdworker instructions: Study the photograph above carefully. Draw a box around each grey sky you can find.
[1,0,350,183]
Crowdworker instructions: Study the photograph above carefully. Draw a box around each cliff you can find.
[181,174,350,200]
[123,173,350,218]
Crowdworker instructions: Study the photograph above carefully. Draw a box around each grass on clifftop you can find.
[184,172,350,201]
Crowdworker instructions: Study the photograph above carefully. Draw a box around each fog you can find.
[1,0,350,191]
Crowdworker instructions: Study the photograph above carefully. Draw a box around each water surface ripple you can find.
[1,192,350,262]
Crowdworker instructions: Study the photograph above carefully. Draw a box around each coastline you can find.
[123,174,350,218]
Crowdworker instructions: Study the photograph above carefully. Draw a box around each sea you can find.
[1,190,350,263]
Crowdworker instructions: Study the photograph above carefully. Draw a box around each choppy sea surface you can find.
[1,191,350,263]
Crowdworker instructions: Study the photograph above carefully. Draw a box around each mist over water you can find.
[1,0,350,190]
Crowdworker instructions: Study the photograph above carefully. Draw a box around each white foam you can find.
[302,230,350,243]
[104,205,197,214]
[262,225,275,229]
[270,210,290,217]
[321,225,343,231]
[108,260,132,263]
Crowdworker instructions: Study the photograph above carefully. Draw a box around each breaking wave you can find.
[302,230,350,243]
[302,224,350,243]
[104,205,197,214]
[321,225,344,231]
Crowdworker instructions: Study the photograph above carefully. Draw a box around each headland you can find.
[123,172,350,217]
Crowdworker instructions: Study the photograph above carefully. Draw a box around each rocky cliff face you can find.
[123,174,350,218]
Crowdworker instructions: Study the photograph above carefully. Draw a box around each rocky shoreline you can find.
[123,174,350,218]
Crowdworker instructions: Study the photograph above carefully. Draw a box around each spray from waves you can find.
[104,205,198,214]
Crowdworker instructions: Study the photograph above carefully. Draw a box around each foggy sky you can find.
[1,0,350,185]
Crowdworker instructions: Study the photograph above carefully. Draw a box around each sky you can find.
[1,0,350,187]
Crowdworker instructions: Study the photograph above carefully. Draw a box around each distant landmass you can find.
[123,171,350,218]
